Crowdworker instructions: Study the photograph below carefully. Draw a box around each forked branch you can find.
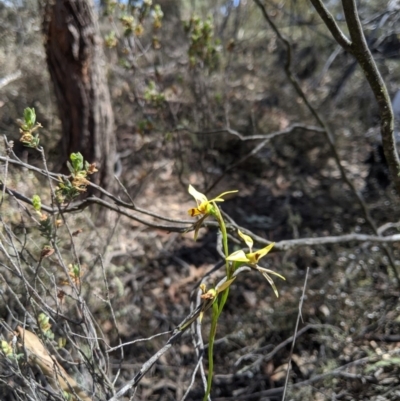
[309,0,400,193]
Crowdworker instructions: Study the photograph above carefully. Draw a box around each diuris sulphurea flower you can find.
[187,185,237,239]
[226,230,285,297]
[188,185,238,217]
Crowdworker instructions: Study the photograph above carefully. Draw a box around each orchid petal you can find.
[256,266,285,298]
[226,250,249,263]
[209,190,238,203]
[188,207,202,217]
[257,267,286,281]
[238,230,254,252]
[249,243,275,262]
[188,185,208,205]
[261,272,280,298]
[193,215,207,240]
[216,277,236,294]
[188,186,238,219]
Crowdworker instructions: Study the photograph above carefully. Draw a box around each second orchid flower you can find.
[226,230,285,297]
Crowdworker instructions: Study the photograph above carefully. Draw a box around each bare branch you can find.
[200,124,326,193]
[180,123,325,141]
[273,232,400,251]
[308,0,352,50]
[309,0,400,193]
[341,0,400,192]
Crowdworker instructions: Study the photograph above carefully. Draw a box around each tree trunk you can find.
[43,0,115,191]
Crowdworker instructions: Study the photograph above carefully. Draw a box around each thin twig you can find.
[282,267,309,400]
[236,323,339,375]
[205,124,325,194]
[107,331,171,352]
[180,123,325,141]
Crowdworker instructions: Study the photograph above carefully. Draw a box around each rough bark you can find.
[43,0,116,191]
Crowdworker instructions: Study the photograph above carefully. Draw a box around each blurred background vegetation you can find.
[1,0,400,400]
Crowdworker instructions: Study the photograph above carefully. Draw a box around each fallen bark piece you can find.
[16,326,91,401]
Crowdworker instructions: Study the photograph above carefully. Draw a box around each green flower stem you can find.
[204,300,219,401]
[203,203,232,401]
[218,263,240,315]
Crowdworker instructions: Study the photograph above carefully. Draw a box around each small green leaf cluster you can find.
[31,195,61,243]
[38,313,54,340]
[62,391,73,401]
[183,15,220,70]
[18,108,42,148]
[57,152,98,203]
[152,5,163,29]
[144,81,165,107]
[1,340,23,361]
[67,152,85,175]
[103,0,118,16]
[104,31,118,48]
[32,194,42,212]
[103,0,163,48]
[18,111,98,206]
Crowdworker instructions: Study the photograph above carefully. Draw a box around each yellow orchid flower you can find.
[227,230,275,263]
[198,278,236,321]
[226,230,285,297]
[188,185,238,217]
[200,278,236,300]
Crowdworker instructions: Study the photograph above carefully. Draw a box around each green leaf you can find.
[66,161,74,175]
[70,152,84,172]
[216,277,236,294]
[23,108,36,128]
[32,195,41,211]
